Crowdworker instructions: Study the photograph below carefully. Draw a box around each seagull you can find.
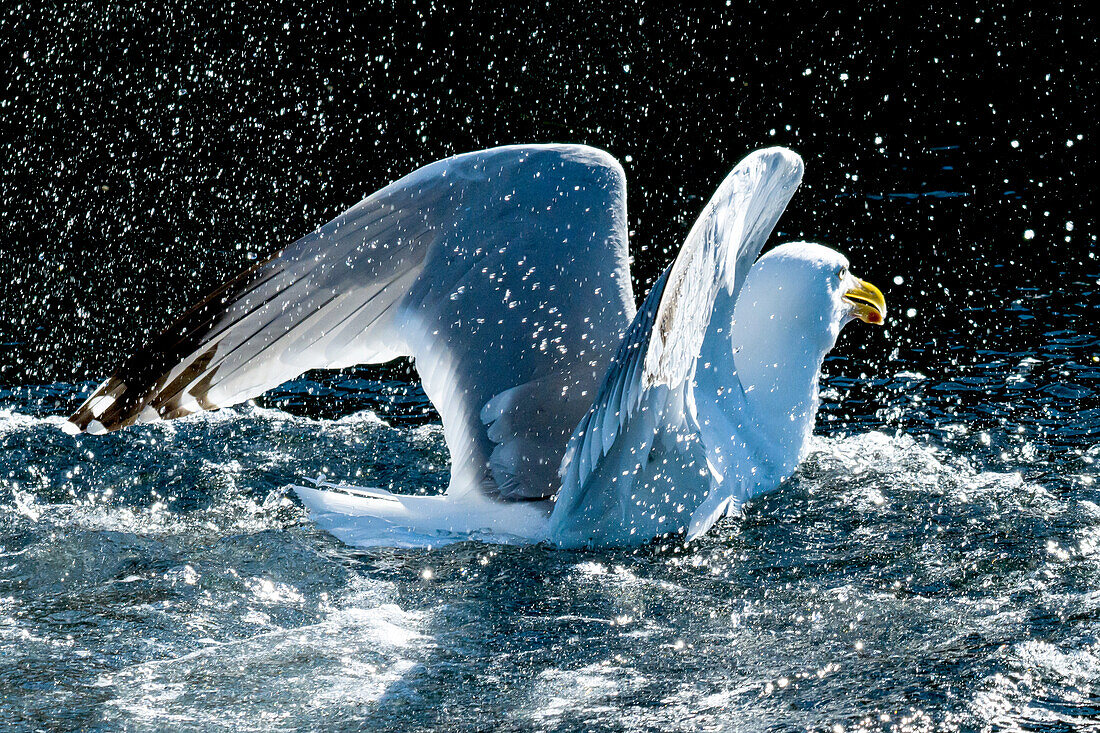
[66,144,885,548]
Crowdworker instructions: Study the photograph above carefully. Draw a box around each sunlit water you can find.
[2,280,1097,732]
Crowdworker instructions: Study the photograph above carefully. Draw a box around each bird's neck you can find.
[734,328,826,456]
[699,288,835,478]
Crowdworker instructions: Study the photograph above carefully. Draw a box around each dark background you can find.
[0,1,1094,395]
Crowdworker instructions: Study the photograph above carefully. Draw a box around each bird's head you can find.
[734,241,886,355]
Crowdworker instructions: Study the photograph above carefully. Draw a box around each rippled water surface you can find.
[3,277,1099,731]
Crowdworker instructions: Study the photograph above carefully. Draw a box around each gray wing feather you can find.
[69,144,635,501]
[548,147,804,544]
[552,265,671,525]
[643,147,805,389]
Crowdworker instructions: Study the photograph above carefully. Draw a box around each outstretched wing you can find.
[68,144,635,500]
[548,147,804,547]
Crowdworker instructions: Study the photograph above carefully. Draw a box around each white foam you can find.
[99,579,429,727]
[0,409,72,435]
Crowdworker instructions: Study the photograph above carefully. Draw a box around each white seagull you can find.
[66,144,885,549]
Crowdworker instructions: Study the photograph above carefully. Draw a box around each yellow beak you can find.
[843,279,886,324]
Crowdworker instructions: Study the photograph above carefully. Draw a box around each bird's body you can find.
[67,144,885,549]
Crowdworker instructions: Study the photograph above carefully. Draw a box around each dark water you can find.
[1,2,1098,731]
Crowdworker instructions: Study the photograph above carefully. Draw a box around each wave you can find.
[2,395,1098,729]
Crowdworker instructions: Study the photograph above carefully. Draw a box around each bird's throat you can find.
[700,288,835,479]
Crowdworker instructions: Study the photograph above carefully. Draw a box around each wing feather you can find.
[69,144,635,501]
[548,147,804,546]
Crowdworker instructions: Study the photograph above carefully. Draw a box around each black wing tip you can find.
[66,385,133,435]
[66,376,218,436]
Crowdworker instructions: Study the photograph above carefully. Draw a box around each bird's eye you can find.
[837,267,847,280]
